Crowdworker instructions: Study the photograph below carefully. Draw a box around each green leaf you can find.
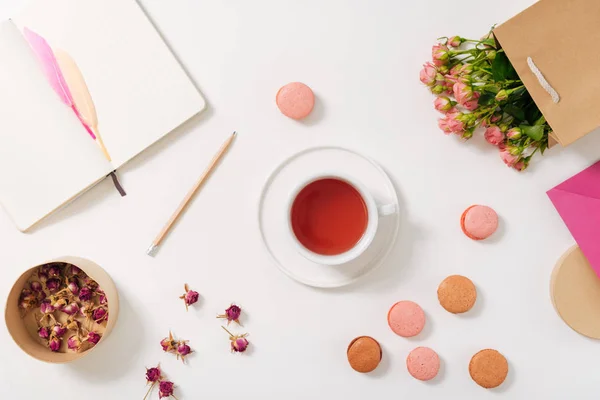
[520,125,544,141]
[481,38,496,47]
[524,100,542,125]
[492,52,518,81]
[504,104,525,121]
[478,92,496,106]
[534,115,546,125]
[540,139,548,155]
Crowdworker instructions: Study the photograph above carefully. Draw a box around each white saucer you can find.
[258,146,400,288]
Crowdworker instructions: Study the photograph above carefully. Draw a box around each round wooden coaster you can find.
[550,245,600,339]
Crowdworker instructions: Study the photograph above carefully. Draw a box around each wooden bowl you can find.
[5,256,119,363]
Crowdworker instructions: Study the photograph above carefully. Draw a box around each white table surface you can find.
[1,0,599,399]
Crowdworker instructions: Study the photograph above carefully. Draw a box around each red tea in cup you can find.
[290,178,368,255]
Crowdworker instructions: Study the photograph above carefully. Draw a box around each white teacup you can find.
[287,173,396,266]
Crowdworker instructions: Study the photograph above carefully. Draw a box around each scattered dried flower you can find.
[30,281,43,293]
[38,326,50,339]
[92,307,108,323]
[52,324,67,338]
[161,332,177,353]
[179,284,199,311]
[67,335,81,351]
[49,337,61,352]
[176,342,193,363]
[158,381,177,399]
[78,286,93,302]
[143,365,163,400]
[87,332,101,346]
[217,304,242,325]
[46,278,61,293]
[222,326,249,353]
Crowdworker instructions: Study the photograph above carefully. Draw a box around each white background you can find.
[1,0,599,399]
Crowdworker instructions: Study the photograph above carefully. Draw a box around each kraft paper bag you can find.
[494,0,600,147]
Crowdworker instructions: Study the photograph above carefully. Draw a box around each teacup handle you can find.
[377,203,397,217]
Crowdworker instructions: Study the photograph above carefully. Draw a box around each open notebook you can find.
[0,0,206,231]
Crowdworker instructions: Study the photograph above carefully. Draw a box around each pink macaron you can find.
[276,82,315,120]
[461,205,498,240]
[387,301,425,337]
[406,347,440,381]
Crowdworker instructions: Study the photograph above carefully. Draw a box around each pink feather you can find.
[23,28,96,140]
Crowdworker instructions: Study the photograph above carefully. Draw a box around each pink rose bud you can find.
[146,366,162,383]
[67,335,81,351]
[506,127,522,140]
[437,117,452,135]
[46,278,61,293]
[218,304,242,325]
[448,36,464,47]
[52,324,67,338]
[433,97,454,113]
[97,290,107,305]
[432,44,449,66]
[500,149,519,167]
[92,307,108,323]
[30,281,43,292]
[484,126,504,146]
[78,287,93,302]
[452,82,477,106]
[48,265,61,277]
[232,337,249,353]
[158,381,175,399]
[49,337,61,352]
[462,96,480,111]
[179,284,199,311]
[513,160,527,171]
[83,277,98,290]
[87,332,101,346]
[67,280,79,295]
[419,62,437,86]
[38,326,50,339]
[161,332,177,353]
[62,302,80,316]
[431,85,445,95]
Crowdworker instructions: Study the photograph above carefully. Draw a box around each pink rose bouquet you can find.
[420,30,551,171]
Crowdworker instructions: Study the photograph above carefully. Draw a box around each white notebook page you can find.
[0,20,112,231]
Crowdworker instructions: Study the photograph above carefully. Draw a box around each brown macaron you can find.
[469,349,509,389]
[437,275,477,314]
[347,336,382,373]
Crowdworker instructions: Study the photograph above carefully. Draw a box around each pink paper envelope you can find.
[547,161,600,278]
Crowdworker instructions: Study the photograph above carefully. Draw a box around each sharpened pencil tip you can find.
[232,131,237,136]
[146,244,159,257]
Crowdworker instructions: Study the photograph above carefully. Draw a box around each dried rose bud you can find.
[49,336,61,352]
[30,281,43,292]
[38,326,50,339]
[78,286,93,302]
[38,270,49,283]
[66,318,79,331]
[67,280,79,295]
[40,300,54,315]
[232,337,249,353]
[97,289,107,305]
[52,297,67,310]
[160,332,178,353]
[222,326,249,353]
[145,366,162,383]
[48,265,61,277]
[52,324,67,338]
[92,307,108,323]
[46,278,61,293]
[176,341,193,363]
[70,265,82,276]
[217,304,242,325]
[67,335,81,351]
[179,284,199,312]
[19,289,37,311]
[158,381,176,399]
[62,302,80,316]
[87,332,101,346]
[83,277,98,290]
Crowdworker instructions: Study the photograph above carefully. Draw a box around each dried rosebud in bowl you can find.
[92,307,108,323]
[38,326,50,339]
[78,286,93,302]
[67,335,81,351]
[97,289,107,305]
[87,332,101,346]
[47,264,61,277]
[49,337,61,352]
[67,279,79,295]
[69,265,82,276]
[45,278,61,293]
[18,289,37,312]
[62,302,80,316]
[30,281,43,293]
[179,284,199,312]
[217,304,242,325]
[52,324,67,338]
